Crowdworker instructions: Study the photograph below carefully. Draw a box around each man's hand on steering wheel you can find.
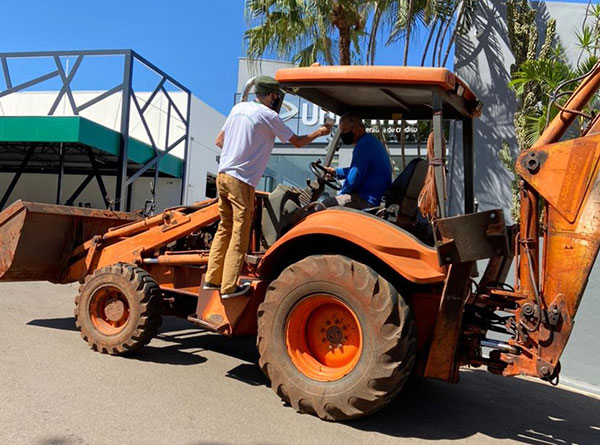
[323,166,336,179]
[310,161,342,190]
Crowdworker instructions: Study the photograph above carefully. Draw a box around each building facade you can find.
[0,50,225,213]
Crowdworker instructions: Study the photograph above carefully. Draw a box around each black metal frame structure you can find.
[0,50,192,211]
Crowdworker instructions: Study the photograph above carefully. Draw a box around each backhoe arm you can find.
[504,62,600,380]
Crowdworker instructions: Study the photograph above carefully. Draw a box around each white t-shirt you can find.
[218,101,294,187]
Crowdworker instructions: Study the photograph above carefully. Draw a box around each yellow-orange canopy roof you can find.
[275,65,480,119]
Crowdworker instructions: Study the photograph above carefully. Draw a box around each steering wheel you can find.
[310,160,342,191]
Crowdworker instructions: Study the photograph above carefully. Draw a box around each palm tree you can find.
[509,58,576,147]
[245,0,479,68]
[440,0,478,66]
[366,0,396,65]
[421,15,441,65]
[380,0,434,66]
[244,0,369,66]
[405,0,478,67]
[508,1,600,149]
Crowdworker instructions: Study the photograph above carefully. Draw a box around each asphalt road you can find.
[1,281,599,445]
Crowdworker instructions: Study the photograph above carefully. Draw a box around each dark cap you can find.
[254,75,280,95]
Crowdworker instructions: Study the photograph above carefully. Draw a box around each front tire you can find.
[75,263,162,355]
[257,255,416,421]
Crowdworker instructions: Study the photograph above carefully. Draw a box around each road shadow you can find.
[26,315,599,443]
[27,317,79,332]
[348,369,600,444]
[151,319,600,444]
[36,435,86,445]
[128,343,209,366]
[226,363,269,386]
[151,315,260,364]
[25,315,255,367]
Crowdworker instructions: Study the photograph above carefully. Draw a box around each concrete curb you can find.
[513,374,600,399]
[560,377,600,398]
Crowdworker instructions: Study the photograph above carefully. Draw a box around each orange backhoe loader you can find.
[1,64,599,421]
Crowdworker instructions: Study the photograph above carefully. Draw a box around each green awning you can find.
[0,116,183,177]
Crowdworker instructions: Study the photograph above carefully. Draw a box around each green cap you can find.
[254,75,280,95]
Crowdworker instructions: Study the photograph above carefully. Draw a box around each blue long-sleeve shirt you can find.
[335,133,392,206]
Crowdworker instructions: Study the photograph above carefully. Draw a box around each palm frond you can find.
[576,54,600,77]
[575,25,594,52]
[523,113,547,148]
[509,59,573,97]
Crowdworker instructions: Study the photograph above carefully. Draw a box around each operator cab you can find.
[248,66,482,249]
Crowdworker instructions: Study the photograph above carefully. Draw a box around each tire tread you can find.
[257,254,416,421]
[74,263,162,355]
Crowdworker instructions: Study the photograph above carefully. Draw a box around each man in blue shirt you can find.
[323,113,392,209]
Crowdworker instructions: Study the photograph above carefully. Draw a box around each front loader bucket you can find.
[0,200,139,283]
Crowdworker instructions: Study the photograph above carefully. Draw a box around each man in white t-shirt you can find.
[204,76,332,298]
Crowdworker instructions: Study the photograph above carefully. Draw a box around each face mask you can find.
[270,94,282,111]
[340,130,355,145]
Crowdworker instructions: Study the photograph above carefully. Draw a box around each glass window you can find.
[258,154,339,195]
[205,173,217,198]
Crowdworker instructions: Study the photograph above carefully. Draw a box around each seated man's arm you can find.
[334,145,368,195]
[324,165,359,195]
[337,166,360,195]
[334,166,350,180]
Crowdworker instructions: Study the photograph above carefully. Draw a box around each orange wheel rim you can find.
[89,286,130,336]
[285,295,363,382]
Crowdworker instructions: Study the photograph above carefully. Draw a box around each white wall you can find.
[183,96,225,204]
[0,172,181,212]
[451,0,589,219]
[0,90,188,157]
[0,90,225,209]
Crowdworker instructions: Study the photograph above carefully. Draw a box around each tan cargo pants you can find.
[205,173,255,294]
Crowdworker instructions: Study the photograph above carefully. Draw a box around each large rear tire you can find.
[257,255,416,421]
[75,263,162,355]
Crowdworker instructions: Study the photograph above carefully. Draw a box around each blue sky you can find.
[0,0,444,114]
[0,0,590,115]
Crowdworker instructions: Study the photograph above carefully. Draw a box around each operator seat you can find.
[383,158,428,226]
